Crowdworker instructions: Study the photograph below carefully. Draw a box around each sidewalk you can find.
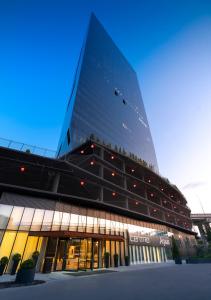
[0,261,175,283]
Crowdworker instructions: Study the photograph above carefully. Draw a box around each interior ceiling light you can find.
[91,144,95,149]
[131,169,135,173]
[150,193,154,197]
[112,192,116,196]
[90,161,94,165]
[80,181,85,186]
[133,184,137,188]
[112,172,115,177]
[80,150,84,154]
[111,155,115,160]
[148,179,151,183]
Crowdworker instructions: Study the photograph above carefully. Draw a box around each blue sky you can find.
[0,0,211,212]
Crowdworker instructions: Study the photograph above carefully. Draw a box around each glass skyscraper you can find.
[57,13,158,170]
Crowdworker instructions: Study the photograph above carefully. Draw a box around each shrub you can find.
[32,251,39,260]
[12,253,21,262]
[20,259,35,270]
[172,236,180,259]
[0,256,9,266]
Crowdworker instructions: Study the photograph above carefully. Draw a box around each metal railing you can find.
[0,137,56,158]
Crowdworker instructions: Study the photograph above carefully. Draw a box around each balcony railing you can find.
[0,137,56,158]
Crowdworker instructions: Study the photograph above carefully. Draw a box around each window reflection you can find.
[20,208,35,231]
[41,210,54,231]
[31,209,45,231]
[0,204,13,229]
[7,207,24,230]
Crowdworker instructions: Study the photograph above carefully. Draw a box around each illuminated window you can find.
[0,231,16,258]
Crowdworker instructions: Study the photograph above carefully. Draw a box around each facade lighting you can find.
[80,150,84,154]
[90,161,94,166]
[111,172,115,177]
[112,192,116,197]
[91,144,95,149]
[20,166,25,172]
[133,184,137,188]
[111,155,114,160]
[80,181,85,186]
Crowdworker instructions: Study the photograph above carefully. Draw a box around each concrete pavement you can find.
[0,263,210,300]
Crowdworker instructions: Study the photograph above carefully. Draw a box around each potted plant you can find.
[32,251,39,267]
[172,237,182,264]
[104,252,110,268]
[0,256,9,275]
[114,253,119,267]
[11,253,21,275]
[15,259,35,284]
[125,255,130,266]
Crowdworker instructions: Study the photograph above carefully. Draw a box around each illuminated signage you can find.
[129,234,171,247]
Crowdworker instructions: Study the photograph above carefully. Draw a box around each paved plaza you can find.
[0,263,211,300]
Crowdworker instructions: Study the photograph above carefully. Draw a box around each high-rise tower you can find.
[57,14,158,171]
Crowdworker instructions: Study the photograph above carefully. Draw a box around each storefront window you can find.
[69,214,78,231]
[7,207,24,230]
[31,209,45,231]
[7,232,28,272]
[0,204,13,229]
[0,231,16,258]
[52,211,63,231]
[86,216,93,233]
[22,236,39,261]
[19,208,35,231]
[61,212,70,230]
[41,210,54,231]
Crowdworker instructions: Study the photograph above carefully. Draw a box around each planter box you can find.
[186,258,211,264]
[15,268,35,284]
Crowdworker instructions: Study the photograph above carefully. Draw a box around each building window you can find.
[67,129,71,145]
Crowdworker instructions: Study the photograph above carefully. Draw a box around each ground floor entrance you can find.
[49,237,126,272]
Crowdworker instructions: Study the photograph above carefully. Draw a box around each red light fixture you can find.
[135,201,138,205]
[133,184,137,188]
[91,144,95,149]
[112,192,116,197]
[150,193,154,197]
[80,150,84,154]
[163,200,167,204]
[80,181,85,186]
[20,166,25,172]
[90,161,94,166]
[131,169,135,173]
[111,155,115,160]
[148,179,151,183]
[153,209,157,212]
[111,172,115,177]
[171,195,174,198]
[161,188,164,191]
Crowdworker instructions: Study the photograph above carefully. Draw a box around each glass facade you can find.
[57,14,158,171]
[0,202,196,273]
